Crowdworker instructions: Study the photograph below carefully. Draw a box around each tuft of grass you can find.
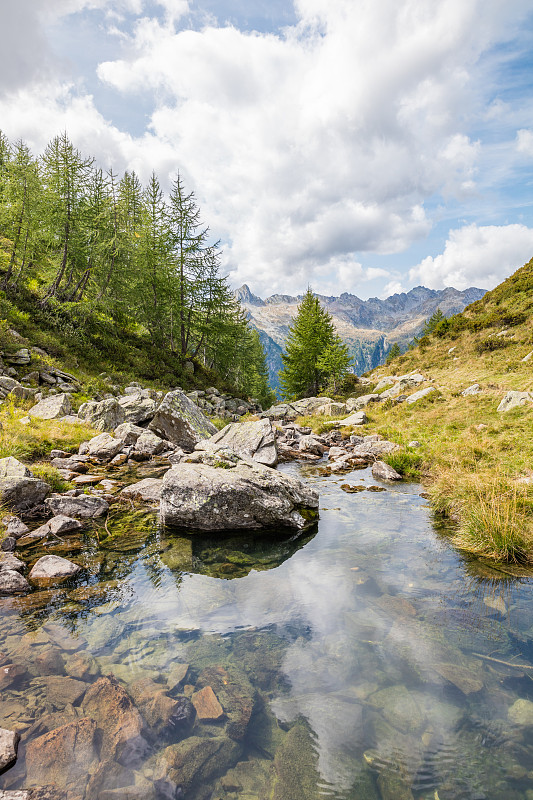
[0,405,98,462]
[382,449,425,479]
[31,462,73,493]
[429,470,532,563]
[210,416,230,431]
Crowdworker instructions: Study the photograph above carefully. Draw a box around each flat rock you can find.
[0,553,25,573]
[0,727,19,771]
[0,457,32,478]
[196,418,277,466]
[336,411,368,426]
[160,454,319,531]
[18,515,83,546]
[28,394,72,420]
[31,676,88,707]
[45,494,109,519]
[191,686,225,721]
[405,386,437,405]
[0,477,50,511]
[119,478,163,504]
[372,461,402,481]
[29,556,81,582]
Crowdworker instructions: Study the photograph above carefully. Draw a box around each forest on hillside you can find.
[0,131,274,404]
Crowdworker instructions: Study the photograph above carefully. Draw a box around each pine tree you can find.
[422,308,445,336]
[385,342,401,364]
[317,334,352,392]
[279,288,341,399]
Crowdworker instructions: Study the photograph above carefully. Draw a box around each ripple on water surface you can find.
[1,463,533,799]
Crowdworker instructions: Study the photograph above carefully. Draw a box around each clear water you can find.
[2,463,533,799]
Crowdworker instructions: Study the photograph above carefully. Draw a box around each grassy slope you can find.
[305,259,533,562]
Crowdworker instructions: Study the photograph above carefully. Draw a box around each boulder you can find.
[373,376,397,392]
[335,411,368,426]
[45,494,109,519]
[0,477,50,511]
[82,676,149,766]
[29,556,81,582]
[260,403,298,422]
[372,461,402,481]
[133,431,166,458]
[86,432,123,460]
[461,383,481,396]
[128,678,195,739]
[0,376,22,398]
[0,727,19,771]
[24,718,97,796]
[155,736,241,798]
[119,479,163,504]
[405,387,437,405]
[346,394,380,411]
[148,390,217,450]
[298,435,328,456]
[0,553,25,572]
[114,422,145,445]
[78,398,125,432]
[160,453,319,531]
[0,569,30,595]
[118,393,157,424]
[316,402,348,416]
[291,396,333,415]
[5,516,29,538]
[0,457,32,478]
[28,394,72,420]
[196,418,277,467]
[497,390,533,413]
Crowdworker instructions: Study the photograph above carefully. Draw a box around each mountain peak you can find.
[236,284,265,306]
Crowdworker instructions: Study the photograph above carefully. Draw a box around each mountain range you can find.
[236,284,487,391]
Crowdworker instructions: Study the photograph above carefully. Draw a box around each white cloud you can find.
[517,128,533,156]
[409,223,533,290]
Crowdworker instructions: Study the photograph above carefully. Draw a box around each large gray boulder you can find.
[372,461,402,481]
[78,398,125,432]
[28,393,72,420]
[0,477,50,511]
[196,418,277,467]
[497,391,533,413]
[148,389,217,450]
[114,422,145,445]
[160,453,319,531]
[118,392,157,424]
[346,394,380,411]
[86,432,123,460]
[120,478,163,504]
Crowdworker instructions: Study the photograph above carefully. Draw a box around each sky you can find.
[1,0,533,300]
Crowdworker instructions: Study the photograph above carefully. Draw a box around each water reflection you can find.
[1,465,533,799]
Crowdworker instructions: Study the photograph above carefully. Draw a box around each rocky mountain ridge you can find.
[236,284,486,389]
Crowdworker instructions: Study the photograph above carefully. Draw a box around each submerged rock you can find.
[272,723,321,800]
[148,389,217,449]
[196,418,278,467]
[160,454,319,531]
[196,664,255,741]
[25,718,97,796]
[154,735,242,798]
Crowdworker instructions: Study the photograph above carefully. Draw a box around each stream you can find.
[1,462,533,799]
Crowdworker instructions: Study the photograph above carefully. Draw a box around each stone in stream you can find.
[191,686,225,721]
[148,389,217,450]
[82,676,150,766]
[4,516,29,538]
[45,494,109,519]
[29,555,81,583]
[0,553,25,572]
[24,718,98,797]
[271,723,321,800]
[0,477,50,512]
[1,537,16,552]
[18,515,83,546]
[196,664,255,741]
[154,736,242,799]
[0,727,20,771]
[371,461,402,481]
[128,677,196,739]
[196,417,278,467]
[160,453,319,531]
[28,393,72,420]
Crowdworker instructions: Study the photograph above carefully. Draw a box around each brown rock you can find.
[42,623,87,652]
[25,718,97,795]
[432,662,484,695]
[196,664,255,740]
[82,675,149,766]
[64,652,100,682]
[191,686,224,721]
[166,662,189,692]
[34,648,65,676]
[128,678,195,739]
[31,676,88,708]
[0,663,26,691]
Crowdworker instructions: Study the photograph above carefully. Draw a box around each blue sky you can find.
[1,0,533,299]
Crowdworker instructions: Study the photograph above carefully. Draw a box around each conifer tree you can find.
[279,288,342,399]
[317,334,352,392]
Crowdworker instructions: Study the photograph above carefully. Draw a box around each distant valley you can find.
[236,284,486,391]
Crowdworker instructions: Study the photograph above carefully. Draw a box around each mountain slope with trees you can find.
[0,131,273,405]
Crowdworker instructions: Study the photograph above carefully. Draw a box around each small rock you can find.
[461,383,481,396]
[29,555,81,582]
[1,537,16,552]
[497,390,533,413]
[0,457,32,479]
[5,517,29,538]
[0,553,25,572]
[87,433,124,461]
[405,386,437,405]
[509,698,533,726]
[0,570,30,595]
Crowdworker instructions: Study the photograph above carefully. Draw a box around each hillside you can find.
[237,284,486,389]
[337,257,533,562]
